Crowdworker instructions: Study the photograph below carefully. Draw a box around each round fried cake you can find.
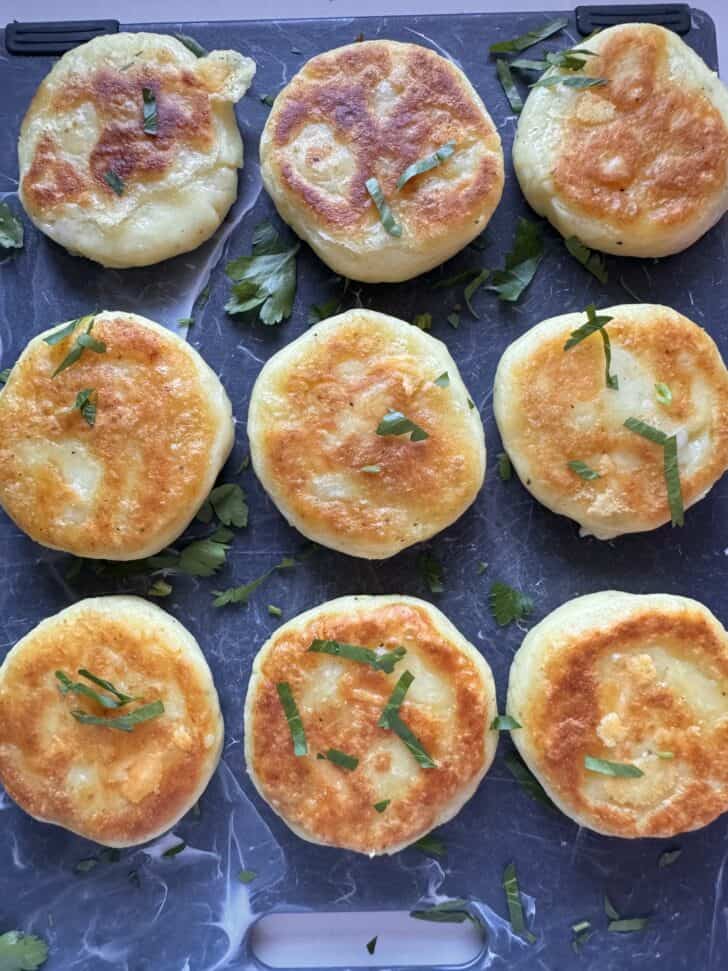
[513,23,728,257]
[247,309,486,558]
[0,311,234,559]
[0,596,223,847]
[18,32,256,267]
[493,304,728,539]
[244,595,497,855]
[260,39,504,282]
[507,591,728,838]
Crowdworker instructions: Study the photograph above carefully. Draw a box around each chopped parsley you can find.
[196,483,248,528]
[308,297,340,324]
[410,899,473,923]
[267,604,282,617]
[564,304,618,390]
[103,169,125,195]
[365,177,402,236]
[497,451,512,481]
[564,236,608,284]
[376,410,428,441]
[212,556,296,607]
[496,58,523,113]
[162,841,187,858]
[568,459,601,480]
[504,752,556,810]
[378,671,435,768]
[412,312,433,331]
[366,936,377,955]
[320,748,359,771]
[487,218,543,302]
[238,868,257,884]
[142,87,158,134]
[361,465,381,474]
[503,862,536,944]
[655,382,673,406]
[584,755,644,778]
[173,33,207,57]
[179,528,234,577]
[0,201,24,253]
[434,371,450,387]
[571,919,593,953]
[491,714,522,730]
[0,367,11,384]
[659,848,682,867]
[397,141,456,189]
[417,551,444,594]
[464,268,490,317]
[489,17,568,54]
[489,581,533,626]
[276,682,307,756]
[72,388,96,426]
[413,833,446,857]
[226,220,299,325]
[0,931,48,970]
[148,579,172,597]
[71,699,165,733]
[623,418,684,526]
[373,799,390,813]
[532,75,607,91]
[308,638,406,674]
[56,668,138,710]
[45,314,106,378]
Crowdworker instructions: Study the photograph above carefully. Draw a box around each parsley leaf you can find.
[73,388,96,426]
[366,937,377,955]
[532,75,607,90]
[238,868,257,884]
[196,483,248,528]
[655,382,672,406]
[179,529,233,577]
[584,755,644,778]
[397,141,456,189]
[489,17,568,53]
[503,862,536,944]
[373,800,390,813]
[307,297,341,324]
[277,682,307,756]
[463,268,490,316]
[487,218,543,302]
[148,579,172,597]
[491,714,522,730]
[623,419,684,526]
[564,236,608,284]
[267,604,282,617]
[413,833,446,857]
[410,899,473,923]
[0,202,24,253]
[56,669,137,710]
[71,700,164,733]
[162,841,187,858]
[489,581,533,626]
[320,748,359,770]
[417,551,444,594]
[378,671,436,768]
[376,410,429,441]
[0,367,11,384]
[412,312,433,331]
[104,169,125,195]
[0,931,48,971]
[659,848,682,868]
[174,33,207,57]
[142,87,158,135]
[308,639,406,674]
[434,371,449,387]
[608,918,649,934]
[49,315,106,378]
[564,304,618,389]
[568,460,601,480]
[365,177,402,236]
[497,451,512,481]
[226,221,299,325]
[496,59,523,113]
[212,556,295,607]
[504,752,556,810]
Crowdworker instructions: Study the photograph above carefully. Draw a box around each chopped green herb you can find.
[463,268,490,317]
[0,931,49,970]
[267,604,283,617]
[0,201,24,252]
[491,714,522,730]
[226,220,299,325]
[260,93,276,107]
[431,268,483,290]
[504,752,556,810]
[584,755,644,778]
[496,58,523,113]
[447,311,460,329]
[564,304,618,389]
[568,460,601,480]
[434,371,450,387]
[412,312,433,331]
[72,388,96,427]
[0,367,11,384]
[44,315,87,347]
[196,483,248,528]
[655,382,673,406]
[308,297,340,324]
[565,236,608,284]
[489,581,533,626]
[177,317,194,328]
[55,669,136,710]
[179,531,233,577]
[489,17,568,54]
[174,33,207,56]
[623,418,684,526]
[571,919,593,953]
[277,682,307,756]
[397,141,456,189]
[376,410,428,441]
[659,848,682,868]
[604,895,620,920]
[378,671,435,768]
[361,464,381,474]
[623,417,668,446]
[142,87,158,134]
[497,451,512,481]
[104,169,125,196]
[410,899,473,923]
[238,868,257,884]
[532,75,607,91]
[73,858,99,874]
[413,833,446,857]
[321,748,359,771]
[308,638,406,674]
[148,578,172,597]
[212,555,296,607]
[656,750,674,760]
[365,177,402,236]
[487,218,543,302]
[503,862,536,944]
[162,841,186,858]
[608,918,649,934]
[71,699,164,733]
[378,670,414,727]
[49,315,106,378]
[373,799,390,813]
[366,936,377,955]
[418,551,444,594]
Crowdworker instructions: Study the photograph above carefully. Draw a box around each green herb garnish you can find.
[179,528,234,577]
[410,899,473,923]
[320,748,359,771]
[196,483,248,528]
[142,87,158,134]
[568,460,601,480]
[71,700,164,733]
[361,465,381,474]
[365,177,402,236]
[504,752,556,810]
[267,604,282,617]
[659,848,682,868]
[571,919,593,953]
[565,236,608,284]
[487,218,543,302]
[226,220,299,325]
[148,579,172,597]
[55,669,137,710]
[496,59,523,113]
[238,868,257,884]
[212,555,295,607]
[276,682,307,756]
[174,33,207,57]
[72,388,96,426]
[564,304,618,389]
[366,936,377,955]
[374,800,390,812]
[308,297,340,324]
[413,833,446,857]
[260,93,276,107]
[397,141,456,189]
[376,410,428,441]
[447,312,460,329]
[584,755,644,778]
[608,918,649,934]
[104,169,125,195]
[0,201,24,253]
[48,315,105,378]
[503,862,536,944]
[623,418,684,526]
[532,75,607,91]
[162,841,187,858]
[378,671,435,768]
[491,715,522,730]
[489,17,568,54]
[655,382,672,406]
[308,638,406,674]
[656,750,674,760]
[497,451,512,481]
[489,581,533,626]
[433,371,449,387]
[177,317,194,328]
[0,931,48,970]
[0,367,11,384]
[418,551,443,594]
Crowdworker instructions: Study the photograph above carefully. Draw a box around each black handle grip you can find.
[576,4,691,35]
[5,20,119,55]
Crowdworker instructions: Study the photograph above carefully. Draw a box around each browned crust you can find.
[507,309,728,529]
[553,25,728,232]
[0,605,220,845]
[247,601,492,853]
[528,608,728,836]
[0,315,223,557]
[266,41,503,238]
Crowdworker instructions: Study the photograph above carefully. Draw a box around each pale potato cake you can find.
[18,32,255,267]
[244,595,497,855]
[260,39,504,281]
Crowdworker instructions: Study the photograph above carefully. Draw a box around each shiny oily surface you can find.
[0,596,224,847]
[514,23,728,257]
[493,304,728,539]
[248,309,486,558]
[18,32,255,267]
[507,591,728,838]
[260,39,504,282]
[244,595,497,855]
[0,311,234,559]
